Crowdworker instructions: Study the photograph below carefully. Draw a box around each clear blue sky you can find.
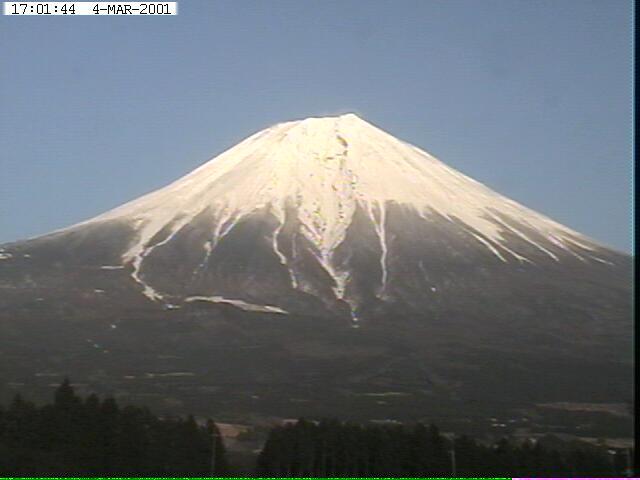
[0,0,632,252]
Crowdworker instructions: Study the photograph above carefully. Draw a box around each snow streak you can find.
[367,202,389,296]
[184,296,287,314]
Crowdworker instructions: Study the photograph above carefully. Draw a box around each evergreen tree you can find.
[206,419,228,476]
[54,378,81,411]
[253,419,619,478]
[0,380,228,476]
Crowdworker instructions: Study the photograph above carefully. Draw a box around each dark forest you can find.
[0,381,631,477]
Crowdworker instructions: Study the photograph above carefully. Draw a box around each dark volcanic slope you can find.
[0,207,631,432]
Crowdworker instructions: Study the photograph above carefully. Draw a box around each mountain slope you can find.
[3,114,617,318]
[0,114,631,435]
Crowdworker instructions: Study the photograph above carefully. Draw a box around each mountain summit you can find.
[0,115,631,429]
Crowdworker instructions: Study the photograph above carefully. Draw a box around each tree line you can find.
[0,381,632,477]
[256,418,630,477]
[0,379,227,476]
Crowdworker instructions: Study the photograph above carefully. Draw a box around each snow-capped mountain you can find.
[12,114,614,319]
[0,114,631,430]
